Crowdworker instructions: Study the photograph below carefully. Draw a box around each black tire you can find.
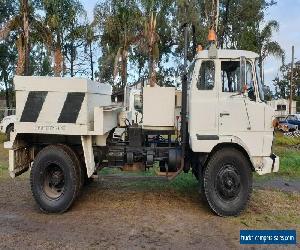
[203,148,252,217]
[30,145,81,213]
[6,124,14,141]
[57,144,84,189]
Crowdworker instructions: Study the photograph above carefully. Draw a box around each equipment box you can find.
[14,76,112,135]
[143,87,175,128]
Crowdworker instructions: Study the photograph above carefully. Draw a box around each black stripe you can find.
[58,92,85,123]
[20,91,48,122]
[196,134,219,140]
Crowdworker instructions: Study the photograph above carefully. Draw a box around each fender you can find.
[191,134,255,169]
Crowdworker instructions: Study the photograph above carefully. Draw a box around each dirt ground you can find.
[0,141,299,250]
[0,173,299,250]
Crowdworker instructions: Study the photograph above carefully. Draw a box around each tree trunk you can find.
[54,33,63,77]
[70,41,75,77]
[22,0,30,76]
[148,50,157,87]
[219,0,230,49]
[89,43,94,81]
[3,71,10,108]
[259,55,264,86]
[121,50,128,88]
[16,36,25,75]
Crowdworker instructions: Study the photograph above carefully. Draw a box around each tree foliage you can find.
[0,0,284,105]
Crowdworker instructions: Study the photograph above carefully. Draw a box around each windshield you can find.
[255,60,265,101]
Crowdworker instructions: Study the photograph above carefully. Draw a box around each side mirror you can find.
[240,56,246,91]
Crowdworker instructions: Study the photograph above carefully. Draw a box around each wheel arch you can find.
[5,123,14,133]
[204,143,255,172]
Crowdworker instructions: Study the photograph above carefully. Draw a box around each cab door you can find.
[218,59,265,156]
[189,59,219,152]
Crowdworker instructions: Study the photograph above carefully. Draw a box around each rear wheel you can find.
[203,148,252,217]
[30,145,81,213]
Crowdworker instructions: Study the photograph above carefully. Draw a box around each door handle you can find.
[220,112,230,117]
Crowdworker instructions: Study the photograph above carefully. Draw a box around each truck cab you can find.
[189,49,278,175]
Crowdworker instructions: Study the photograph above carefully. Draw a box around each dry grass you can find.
[0,134,8,178]
[232,189,300,230]
[275,131,300,146]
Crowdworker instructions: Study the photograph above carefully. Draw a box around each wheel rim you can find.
[42,163,65,199]
[215,164,241,201]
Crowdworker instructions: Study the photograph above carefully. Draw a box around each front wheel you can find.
[203,148,252,217]
[30,145,81,213]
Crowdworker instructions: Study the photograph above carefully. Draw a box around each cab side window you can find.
[221,60,256,101]
[221,61,241,93]
[197,60,215,90]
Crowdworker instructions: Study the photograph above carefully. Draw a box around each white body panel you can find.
[14,76,112,135]
[143,87,175,128]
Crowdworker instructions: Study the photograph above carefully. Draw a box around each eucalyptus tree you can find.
[84,24,99,80]
[63,2,88,77]
[0,42,17,107]
[256,20,284,82]
[94,0,142,88]
[136,0,175,86]
[41,0,85,76]
[0,0,33,75]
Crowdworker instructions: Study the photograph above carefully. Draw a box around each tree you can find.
[137,0,175,86]
[0,43,17,107]
[41,0,85,76]
[84,24,98,80]
[140,12,160,87]
[0,0,32,75]
[263,85,273,101]
[256,20,284,82]
[0,0,18,107]
[94,0,142,89]
[63,2,87,77]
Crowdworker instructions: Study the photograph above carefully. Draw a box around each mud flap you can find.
[81,135,95,178]
[9,147,33,178]
[4,133,33,178]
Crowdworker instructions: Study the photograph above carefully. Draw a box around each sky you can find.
[81,0,300,89]
[263,0,300,87]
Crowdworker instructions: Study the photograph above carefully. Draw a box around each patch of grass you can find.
[0,133,6,143]
[232,190,300,230]
[0,133,9,178]
[99,167,199,195]
[274,132,300,146]
[273,145,300,177]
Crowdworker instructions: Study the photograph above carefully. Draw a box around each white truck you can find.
[4,45,279,217]
[0,114,16,140]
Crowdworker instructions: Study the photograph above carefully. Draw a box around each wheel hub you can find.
[50,170,64,186]
[42,164,65,199]
[216,165,241,200]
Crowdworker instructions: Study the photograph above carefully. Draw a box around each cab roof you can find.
[196,49,259,60]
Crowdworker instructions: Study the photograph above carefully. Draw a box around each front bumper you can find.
[253,154,280,175]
